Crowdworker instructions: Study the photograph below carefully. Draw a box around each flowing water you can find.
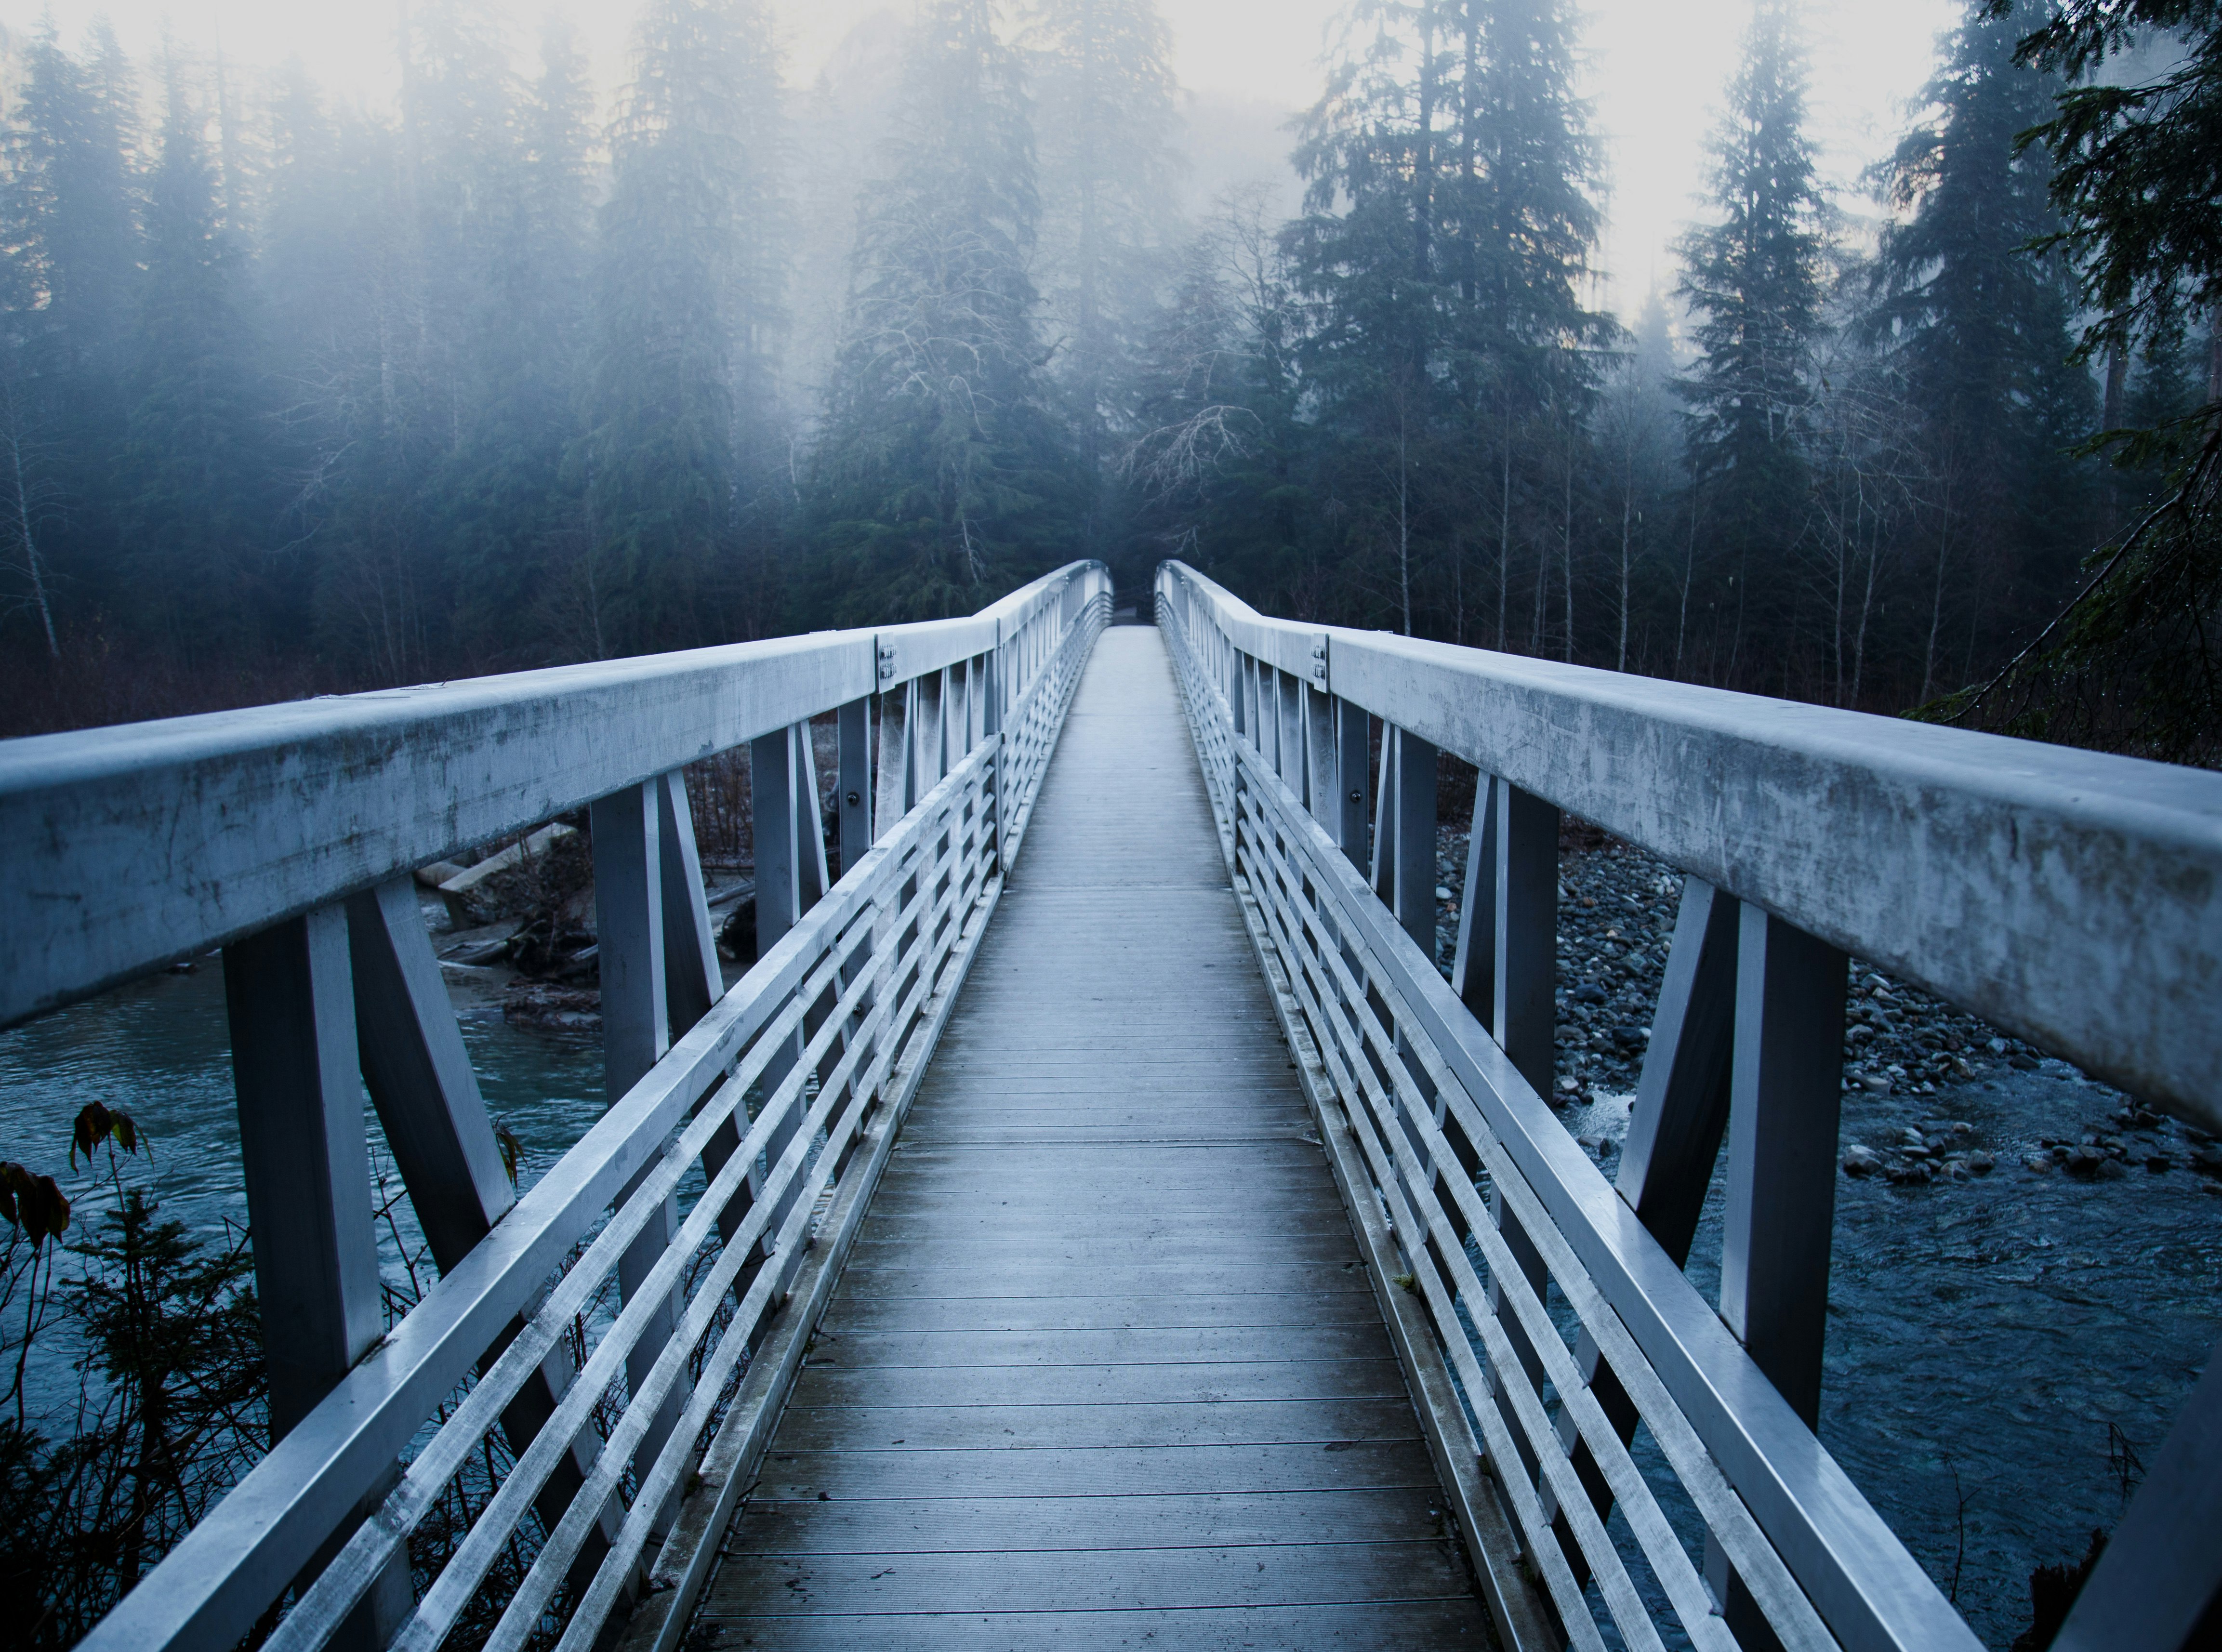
[2,957,2217,1647]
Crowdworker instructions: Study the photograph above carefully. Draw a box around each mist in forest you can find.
[0,0,2203,738]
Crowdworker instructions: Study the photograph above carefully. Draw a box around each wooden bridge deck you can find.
[698,626,1492,1649]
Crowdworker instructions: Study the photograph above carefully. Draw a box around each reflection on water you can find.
[2,970,2217,1647]
[0,964,606,1430]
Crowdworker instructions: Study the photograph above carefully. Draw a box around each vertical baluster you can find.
[1391,729,1438,958]
[1491,777,1559,1099]
[1278,669,1303,789]
[658,769,723,1039]
[1302,681,1336,831]
[839,696,874,877]
[589,781,688,1533]
[1336,698,1370,870]
[875,678,913,836]
[751,723,817,1250]
[225,906,412,1643]
[1451,780,1499,1032]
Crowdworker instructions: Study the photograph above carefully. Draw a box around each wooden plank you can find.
[788,1359,1412,1409]
[731,1487,1452,1553]
[706,1540,1474,1614]
[768,1399,1425,1452]
[693,628,1489,1648]
[803,1325,1397,1368]
[698,1600,1490,1650]
[752,1441,1443,1500]
[818,1294,1394,1335]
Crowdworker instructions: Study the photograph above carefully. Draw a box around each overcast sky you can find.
[18,0,1963,319]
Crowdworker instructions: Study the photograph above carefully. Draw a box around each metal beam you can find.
[1162,560,2222,1132]
[1492,778,1559,1100]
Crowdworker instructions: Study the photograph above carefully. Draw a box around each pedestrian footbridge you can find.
[6,560,2220,1652]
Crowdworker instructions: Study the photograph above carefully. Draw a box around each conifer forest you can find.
[0,0,2213,755]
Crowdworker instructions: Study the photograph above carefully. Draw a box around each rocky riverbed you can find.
[1428,825,2222,1196]
[1427,823,2222,1647]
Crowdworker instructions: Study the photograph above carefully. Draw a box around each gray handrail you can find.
[1157,560,2222,1132]
[30,563,1111,1652]
[0,561,1111,1031]
[1157,562,1984,1652]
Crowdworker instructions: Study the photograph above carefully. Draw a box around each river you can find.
[2,941,2217,1649]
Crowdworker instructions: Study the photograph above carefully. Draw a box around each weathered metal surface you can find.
[696,628,1492,1649]
[0,563,1111,1033]
[71,574,1108,1652]
[1161,561,2222,1132]
[1160,572,1979,1652]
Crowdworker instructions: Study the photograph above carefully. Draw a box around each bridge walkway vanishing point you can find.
[19,555,2222,1652]
[697,627,1493,1647]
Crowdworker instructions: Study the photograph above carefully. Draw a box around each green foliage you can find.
[0,1111,266,1649]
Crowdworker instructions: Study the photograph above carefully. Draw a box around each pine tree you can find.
[121,52,274,661]
[1288,0,1603,642]
[1675,0,1829,684]
[0,24,142,649]
[1024,0,1182,569]
[1870,0,2093,701]
[804,0,1080,623]
[581,0,787,655]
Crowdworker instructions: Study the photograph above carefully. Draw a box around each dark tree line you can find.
[0,0,2212,749]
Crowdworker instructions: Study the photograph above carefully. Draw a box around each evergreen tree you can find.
[1288,0,1604,642]
[581,0,787,656]
[1675,0,1829,684]
[1024,0,1182,570]
[121,52,275,661]
[803,0,1080,623]
[1870,0,2093,700]
[0,24,141,646]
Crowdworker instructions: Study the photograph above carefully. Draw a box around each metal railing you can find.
[1156,560,2222,1652]
[0,561,1110,1651]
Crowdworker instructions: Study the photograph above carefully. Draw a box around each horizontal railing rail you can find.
[1156,559,2222,1652]
[1157,564,2222,1133]
[0,563,1106,1031]
[17,562,1110,1651]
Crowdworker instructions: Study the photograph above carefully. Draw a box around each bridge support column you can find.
[1491,777,1559,1101]
[224,905,412,1645]
[349,872,628,1588]
[1710,902,1847,1648]
[1334,698,1369,869]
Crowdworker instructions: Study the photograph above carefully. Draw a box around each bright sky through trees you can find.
[15,0,1955,318]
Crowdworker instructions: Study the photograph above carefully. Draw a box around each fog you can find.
[20,0,1958,318]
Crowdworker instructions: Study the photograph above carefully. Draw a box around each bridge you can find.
[4,559,2220,1652]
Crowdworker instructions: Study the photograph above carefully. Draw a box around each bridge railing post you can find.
[223,905,413,1645]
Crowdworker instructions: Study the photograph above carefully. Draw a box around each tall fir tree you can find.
[1288,0,1603,641]
[123,51,274,661]
[0,23,141,645]
[1675,0,1829,683]
[582,0,787,656]
[1024,0,1182,572]
[803,0,1080,623]
[1870,0,2094,700]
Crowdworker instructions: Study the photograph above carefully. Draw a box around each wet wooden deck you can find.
[697,626,1493,1649]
